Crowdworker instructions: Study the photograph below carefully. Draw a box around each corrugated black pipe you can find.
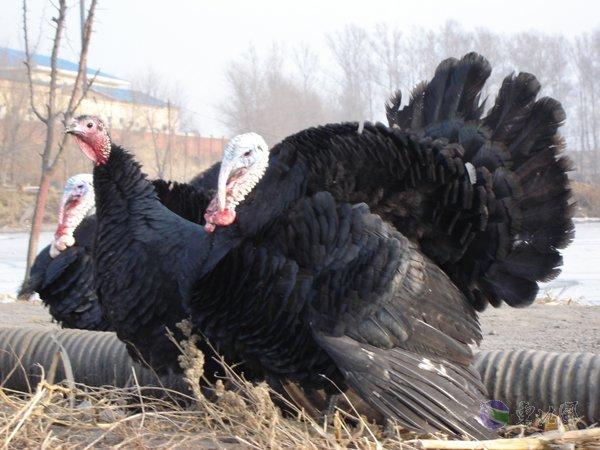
[0,327,188,394]
[474,349,600,425]
[0,328,598,425]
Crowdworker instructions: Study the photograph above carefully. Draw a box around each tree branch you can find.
[49,0,98,172]
[71,68,99,114]
[22,0,47,124]
[45,0,67,123]
[63,0,98,119]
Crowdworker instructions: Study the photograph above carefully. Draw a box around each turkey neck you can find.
[93,144,158,224]
[93,143,244,282]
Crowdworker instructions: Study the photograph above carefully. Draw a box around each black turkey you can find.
[19,174,109,331]
[20,174,216,332]
[66,53,573,438]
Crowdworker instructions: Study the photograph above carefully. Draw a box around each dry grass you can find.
[572,182,600,218]
[0,187,61,230]
[0,322,599,449]
[535,291,582,305]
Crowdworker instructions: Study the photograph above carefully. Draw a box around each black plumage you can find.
[77,53,573,438]
[20,178,216,332]
[92,157,232,375]
[385,53,573,309]
[19,216,109,331]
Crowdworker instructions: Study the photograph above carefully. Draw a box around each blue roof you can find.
[0,47,166,107]
[92,85,167,107]
[0,47,120,81]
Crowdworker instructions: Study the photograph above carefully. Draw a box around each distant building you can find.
[0,47,225,184]
[0,47,175,131]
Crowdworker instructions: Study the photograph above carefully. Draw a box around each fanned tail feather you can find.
[389,53,491,130]
[385,53,574,310]
[476,86,574,308]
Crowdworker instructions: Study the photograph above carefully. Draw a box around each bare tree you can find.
[435,21,474,60]
[364,22,478,118]
[131,69,184,179]
[503,31,570,100]
[221,24,596,181]
[292,43,320,92]
[22,0,98,281]
[221,46,264,135]
[220,44,332,145]
[571,30,600,178]
[369,23,407,97]
[470,28,508,100]
[327,25,377,121]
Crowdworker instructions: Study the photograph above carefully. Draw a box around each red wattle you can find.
[204,208,236,233]
[215,209,236,225]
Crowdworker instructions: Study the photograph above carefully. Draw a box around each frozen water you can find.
[540,220,600,305]
[0,231,52,299]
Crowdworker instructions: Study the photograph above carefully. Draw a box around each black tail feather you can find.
[385,90,403,128]
[475,76,573,308]
[385,53,574,310]
[389,53,491,131]
[483,72,541,144]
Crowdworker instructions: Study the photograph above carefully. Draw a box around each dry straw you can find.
[0,322,598,449]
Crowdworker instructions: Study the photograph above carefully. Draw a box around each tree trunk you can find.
[20,0,97,295]
[22,170,52,284]
[0,154,5,186]
[22,115,57,282]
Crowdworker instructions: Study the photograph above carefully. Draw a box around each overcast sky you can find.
[1,0,598,136]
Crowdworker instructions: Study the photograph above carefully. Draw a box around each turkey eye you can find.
[87,122,93,128]
[243,150,252,157]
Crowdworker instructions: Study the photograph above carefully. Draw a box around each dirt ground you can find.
[478,303,600,353]
[0,300,598,353]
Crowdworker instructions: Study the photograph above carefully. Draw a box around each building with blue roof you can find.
[0,47,121,82]
[0,47,172,131]
[0,47,227,186]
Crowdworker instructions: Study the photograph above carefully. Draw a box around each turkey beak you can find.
[65,120,84,136]
[68,190,82,201]
[217,160,234,211]
[61,187,79,208]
